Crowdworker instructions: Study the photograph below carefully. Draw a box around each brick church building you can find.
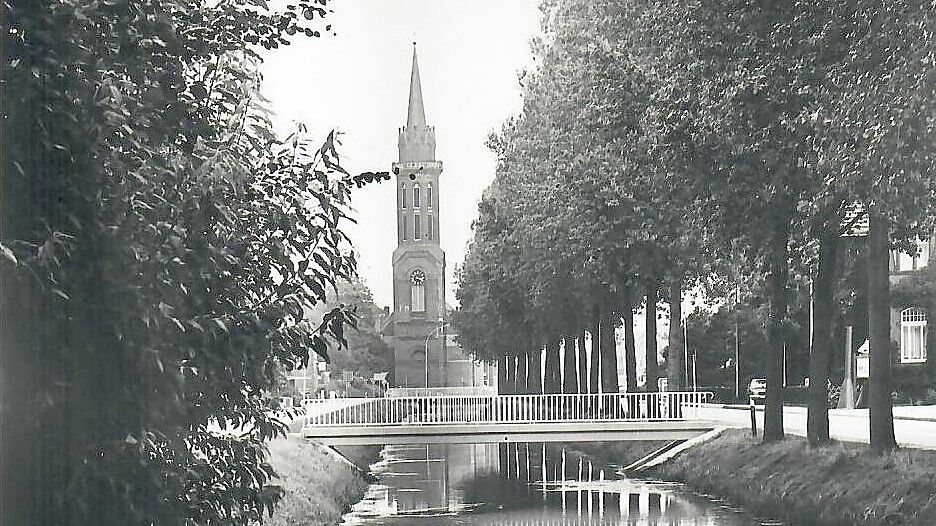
[379,46,495,389]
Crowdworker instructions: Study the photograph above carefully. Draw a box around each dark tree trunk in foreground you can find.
[667,279,685,391]
[763,206,790,442]
[623,303,637,392]
[868,207,897,452]
[600,312,619,393]
[544,341,561,394]
[589,306,601,394]
[527,349,542,394]
[498,355,512,395]
[563,335,578,393]
[645,284,659,392]
[807,228,838,446]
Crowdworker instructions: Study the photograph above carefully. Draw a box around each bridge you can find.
[302,392,715,445]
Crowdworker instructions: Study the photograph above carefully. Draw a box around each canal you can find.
[341,442,781,525]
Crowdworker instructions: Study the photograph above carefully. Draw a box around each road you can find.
[695,403,936,450]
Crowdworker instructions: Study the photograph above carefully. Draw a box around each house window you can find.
[901,308,927,363]
[427,184,433,209]
[895,238,930,271]
[410,270,426,313]
[414,185,421,208]
[401,214,408,241]
[401,185,407,209]
[414,213,421,240]
[427,214,434,240]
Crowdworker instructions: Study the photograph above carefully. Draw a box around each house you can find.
[285,361,321,403]
[889,234,934,400]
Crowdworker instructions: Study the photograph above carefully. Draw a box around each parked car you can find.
[748,378,767,400]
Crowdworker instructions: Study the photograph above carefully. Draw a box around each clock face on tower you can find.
[410,269,426,284]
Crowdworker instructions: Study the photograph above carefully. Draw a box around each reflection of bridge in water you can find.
[303,392,715,445]
[343,442,762,525]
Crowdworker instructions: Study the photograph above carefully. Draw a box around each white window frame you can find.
[413,184,421,208]
[410,270,426,313]
[895,238,930,271]
[900,308,928,364]
[427,184,433,209]
[414,212,421,240]
[917,238,930,270]
[401,185,407,209]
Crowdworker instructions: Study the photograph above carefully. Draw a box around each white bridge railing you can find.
[303,392,713,428]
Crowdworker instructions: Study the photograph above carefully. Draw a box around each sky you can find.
[262,0,543,309]
[260,0,692,381]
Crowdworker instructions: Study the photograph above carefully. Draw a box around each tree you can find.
[1,1,388,523]
[317,278,394,382]
[807,229,840,445]
[806,1,936,451]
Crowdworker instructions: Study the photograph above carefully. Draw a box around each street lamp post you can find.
[424,319,447,388]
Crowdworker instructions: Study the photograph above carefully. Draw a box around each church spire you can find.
[406,43,427,128]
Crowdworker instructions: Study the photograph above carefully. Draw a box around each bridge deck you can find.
[304,420,717,445]
[301,392,715,445]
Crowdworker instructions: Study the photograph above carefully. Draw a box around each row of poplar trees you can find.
[454,0,936,452]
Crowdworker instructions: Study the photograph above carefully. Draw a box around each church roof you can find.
[407,44,427,128]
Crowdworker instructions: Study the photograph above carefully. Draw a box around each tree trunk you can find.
[589,306,601,394]
[645,284,659,392]
[600,312,619,393]
[623,305,638,392]
[577,330,588,393]
[526,349,542,394]
[497,355,511,395]
[1,273,39,526]
[763,212,790,442]
[563,335,578,393]
[667,279,685,391]
[807,228,838,446]
[868,207,897,452]
[544,340,561,394]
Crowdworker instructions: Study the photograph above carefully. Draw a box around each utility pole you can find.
[683,318,689,388]
[782,342,788,387]
[690,348,698,392]
[734,286,741,401]
[843,326,856,409]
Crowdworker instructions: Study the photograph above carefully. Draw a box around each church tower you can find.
[383,45,447,387]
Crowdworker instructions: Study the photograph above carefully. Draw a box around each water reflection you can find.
[342,442,774,525]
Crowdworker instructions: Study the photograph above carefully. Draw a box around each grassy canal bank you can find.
[647,429,936,525]
[265,437,379,526]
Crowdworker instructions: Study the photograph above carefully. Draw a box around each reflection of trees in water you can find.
[460,474,542,510]
[358,443,760,525]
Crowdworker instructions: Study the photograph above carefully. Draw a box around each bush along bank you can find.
[647,429,936,526]
[265,438,378,526]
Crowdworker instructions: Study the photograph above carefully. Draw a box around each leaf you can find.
[212,318,229,333]
[0,243,17,265]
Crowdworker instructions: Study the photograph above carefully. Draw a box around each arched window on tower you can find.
[401,184,407,209]
[413,185,421,208]
[410,270,426,313]
[414,213,421,240]
[401,214,408,241]
[427,184,433,209]
[427,214,434,240]
[901,308,928,363]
